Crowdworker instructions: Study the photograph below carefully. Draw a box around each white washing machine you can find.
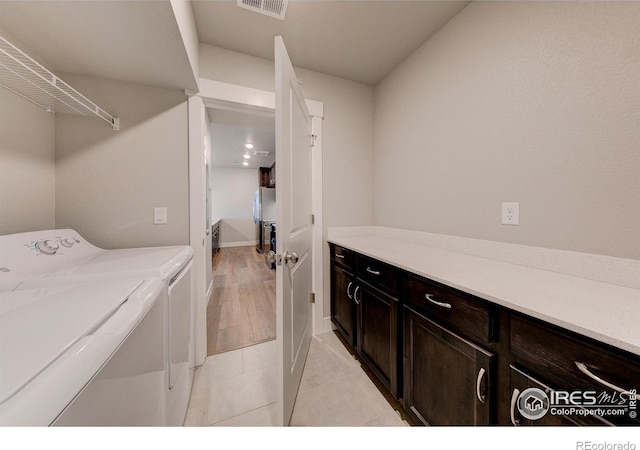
[0,229,195,426]
[0,277,166,426]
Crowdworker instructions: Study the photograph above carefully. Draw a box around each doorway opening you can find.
[205,106,277,356]
[188,76,324,426]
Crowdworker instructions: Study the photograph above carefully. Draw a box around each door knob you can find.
[266,251,277,264]
[284,251,299,264]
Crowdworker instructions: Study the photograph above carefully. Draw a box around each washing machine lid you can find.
[0,279,143,405]
[0,229,192,290]
[22,245,193,288]
[0,229,103,291]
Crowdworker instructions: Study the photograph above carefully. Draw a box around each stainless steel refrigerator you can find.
[253,187,276,255]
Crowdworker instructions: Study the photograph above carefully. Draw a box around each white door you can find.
[274,36,313,426]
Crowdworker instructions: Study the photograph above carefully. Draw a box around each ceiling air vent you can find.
[237,0,288,20]
[253,150,271,157]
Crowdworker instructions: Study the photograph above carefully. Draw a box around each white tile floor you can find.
[184,331,407,426]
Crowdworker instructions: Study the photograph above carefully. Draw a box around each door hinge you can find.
[311,214,315,225]
[310,292,315,303]
[310,134,317,148]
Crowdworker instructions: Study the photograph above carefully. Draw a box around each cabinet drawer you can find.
[356,255,400,295]
[403,274,492,345]
[509,365,612,426]
[330,244,355,270]
[510,314,640,425]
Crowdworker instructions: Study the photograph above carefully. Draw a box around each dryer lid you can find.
[0,279,143,404]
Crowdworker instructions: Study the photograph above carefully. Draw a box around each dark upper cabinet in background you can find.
[259,163,276,188]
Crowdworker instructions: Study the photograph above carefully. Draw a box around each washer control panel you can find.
[0,229,98,281]
[32,236,81,256]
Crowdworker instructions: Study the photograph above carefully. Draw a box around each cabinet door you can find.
[508,365,611,426]
[356,280,399,397]
[330,263,355,347]
[404,306,493,425]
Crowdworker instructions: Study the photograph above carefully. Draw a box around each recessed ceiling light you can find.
[243,154,251,159]
[245,144,254,149]
[242,161,249,166]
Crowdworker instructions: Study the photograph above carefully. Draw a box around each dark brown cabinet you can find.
[329,244,401,398]
[259,163,276,188]
[328,241,640,427]
[404,305,494,425]
[508,313,640,426]
[330,244,357,347]
[330,263,356,347]
[356,280,399,397]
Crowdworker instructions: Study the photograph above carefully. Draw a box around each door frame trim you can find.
[187,78,325,340]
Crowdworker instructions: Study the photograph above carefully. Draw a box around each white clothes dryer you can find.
[0,229,195,426]
[0,278,166,426]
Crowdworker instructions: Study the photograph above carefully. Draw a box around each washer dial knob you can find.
[60,238,76,248]
[36,240,59,255]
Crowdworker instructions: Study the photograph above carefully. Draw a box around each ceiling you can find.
[207,107,276,169]
[193,0,470,86]
[0,1,470,169]
[199,1,469,169]
[0,1,470,91]
[0,1,198,91]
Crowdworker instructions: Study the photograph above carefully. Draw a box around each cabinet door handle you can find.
[353,286,360,305]
[425,294,452,309]
[335,254,345,259]
[346,281,353,299]
[575,362,632,396]
[510,389,520,426]
[476,367,486,404]
[366,267,380,276]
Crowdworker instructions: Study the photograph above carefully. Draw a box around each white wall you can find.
[374,1,640,260]
[200,44,375,319]
[0,88,55,235]
[210,166,259,247]
[170,0,200,90]
[54,73,190,249]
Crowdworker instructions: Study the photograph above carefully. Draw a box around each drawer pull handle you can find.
[336,254,345,259]
[347,281,353,299]
[425,294,452,309]
[366,267,380,276]
[575,362,632,396]
[510,388,520,426]
[353,286,360,305]
[476,367,486,403]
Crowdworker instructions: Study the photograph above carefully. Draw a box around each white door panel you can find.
[275,36,313,426]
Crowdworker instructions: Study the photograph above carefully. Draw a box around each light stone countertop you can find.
[328,235,640,357]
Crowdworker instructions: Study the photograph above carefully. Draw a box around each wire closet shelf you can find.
[0,35,119,130]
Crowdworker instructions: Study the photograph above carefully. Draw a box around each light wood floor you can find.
[206,246,276,356]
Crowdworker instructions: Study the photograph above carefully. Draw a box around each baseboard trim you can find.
[219,240,258,248]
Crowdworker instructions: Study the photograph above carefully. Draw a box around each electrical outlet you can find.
[502,202,519,225]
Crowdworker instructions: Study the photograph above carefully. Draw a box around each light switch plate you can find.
[502,202,519,225]
[154,207,167,225]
